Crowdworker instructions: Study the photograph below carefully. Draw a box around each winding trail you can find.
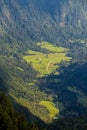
[46,60,54,74]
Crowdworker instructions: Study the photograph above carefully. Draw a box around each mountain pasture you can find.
[23,42,71,77]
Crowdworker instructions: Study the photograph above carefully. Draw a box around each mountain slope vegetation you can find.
[0,92,87,130]
[0,92,42,130]
[0,0,87,124]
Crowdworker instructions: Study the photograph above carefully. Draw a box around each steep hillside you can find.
[48,115,87,130]
[0,0,87,46]
[0,93,87,130]
[0,0,87,62]
[0,0,87,123]
[0,92,44,130]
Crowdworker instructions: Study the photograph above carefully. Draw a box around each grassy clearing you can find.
[28,82,35,86]
[10,93,54,123]
[23,42,71,77]
[17,67,24,72]
[37,42,68,53]
[40,101,59,118]
[22,42,71,121]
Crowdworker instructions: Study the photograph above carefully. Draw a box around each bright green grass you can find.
[17,67,24,72]
[40,101,59,118]
[23,42,71,77]
[28,82,35,86]
[37,42,68,53]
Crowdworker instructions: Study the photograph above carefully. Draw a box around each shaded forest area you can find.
[0,92,42,130]
[48,115,87,130]
[0,92,87,130]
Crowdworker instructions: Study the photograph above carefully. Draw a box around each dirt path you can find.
[46,60,54,74]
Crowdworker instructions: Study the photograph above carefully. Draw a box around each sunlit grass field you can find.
[40,101,59,118]
[23,42,71,77]
[22,42,71,121]
[37,42,68,53]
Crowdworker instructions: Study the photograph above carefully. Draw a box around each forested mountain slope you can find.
[0,0,87,123]
[0,0,87,46]
[0,92,44,130]
[48,115,87,130]
[0,92,87,130]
